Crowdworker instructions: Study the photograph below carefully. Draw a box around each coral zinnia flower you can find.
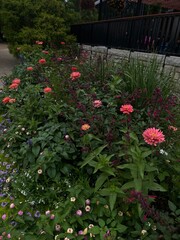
[27,67,33,71]
[12,78,21,84]
[44,87,52,94]
[2,97,11,104]
[142,128,165,146]
[120,104,134,114]
[81,124,90,131]
[93,100,102,108]
[9,83,19,89]
[70,71,81,80]
[38,59,46,64]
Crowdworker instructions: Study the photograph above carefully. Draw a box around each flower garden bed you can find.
[0,44,179,240]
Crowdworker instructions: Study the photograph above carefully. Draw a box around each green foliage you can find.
[1,0,77,54]
[0,45,179,239]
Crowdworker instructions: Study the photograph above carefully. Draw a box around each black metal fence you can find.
[71,12,180,56]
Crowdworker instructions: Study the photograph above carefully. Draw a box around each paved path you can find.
[0,43,20,85]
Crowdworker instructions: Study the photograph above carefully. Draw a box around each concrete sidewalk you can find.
[0,43,19,78]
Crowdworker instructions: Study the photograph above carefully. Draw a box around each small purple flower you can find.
[6,165,11,169]
[18,210,23,216]
[27,139,32,146]
[7,233,11,239]
[45,210,51,215]
[10,203,15,208]
[2,214,6,220]
[76,210,82,216]
[85,199,91,205]
[78,230,84,235]
[26,212,32,217]
[11,221,17,226]
[34,211,41,218]
[55,224,61,231]
[50,214,55,220]
[1,202,8,207]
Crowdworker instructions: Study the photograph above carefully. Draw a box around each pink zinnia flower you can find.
[60,42,65,45]
[70,71,81,80]
[93,100,102,108]
[142,128,165,146]
[38,59,46,64]
[120,104,134,114]
[9,83,19,89]
[27,67,33,71]
[2,97,11,104]
[44,87,52,94]
[12,78,21,84]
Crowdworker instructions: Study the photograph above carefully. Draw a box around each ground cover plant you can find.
[0,43,180,240]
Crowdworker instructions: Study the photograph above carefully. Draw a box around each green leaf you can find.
[129,132,139,143]
[145,165,158,172]
[98,219,105,227]
[81,145,107,168]
[44,224,53,235]
[168,201,177,212]
[47,168,56,178]
[138,162,145,179]
[148,182,166,192]
[24,235,38,240]
[116,224,127,233]
[117,163,137,171]
[95,173,109,192]
[15,216,25,224]
[99,188,111,196]
[121,181,135,190]
[89,226,100,234]
[134,178,142,191]
[142,150,152,158]
[32,145,40,157]
[109,193,117,211]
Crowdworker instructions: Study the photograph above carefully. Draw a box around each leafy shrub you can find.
[0,0,78,55]
[0,45,179,239]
